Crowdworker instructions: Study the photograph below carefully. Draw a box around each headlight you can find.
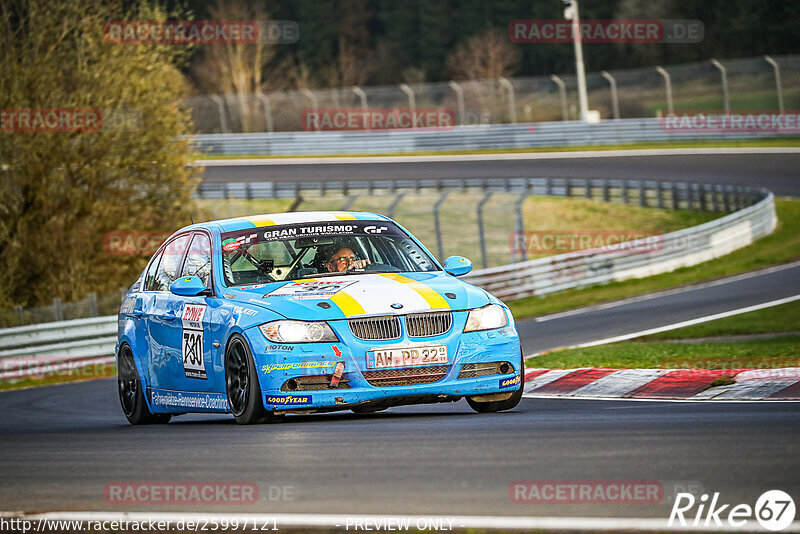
[463,304,508,332]
[259,321,338,343]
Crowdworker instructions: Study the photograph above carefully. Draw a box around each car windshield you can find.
[220,220,438,286]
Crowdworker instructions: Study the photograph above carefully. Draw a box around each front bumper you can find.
[245,312,522,412]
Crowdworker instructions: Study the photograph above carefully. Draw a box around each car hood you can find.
[223,272,492,320]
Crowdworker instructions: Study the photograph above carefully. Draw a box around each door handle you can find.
[164,312,179,322]
[132,310,143,317]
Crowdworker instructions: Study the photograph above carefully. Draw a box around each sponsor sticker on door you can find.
[182,304,207,380]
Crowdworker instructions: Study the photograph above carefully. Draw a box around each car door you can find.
[174,231,216,394]
[146,233,191,392]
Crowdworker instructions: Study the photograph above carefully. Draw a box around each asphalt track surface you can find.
[200,151,800,197]
[1,150,799,519]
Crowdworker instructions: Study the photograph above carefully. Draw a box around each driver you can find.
[326,246,371,273]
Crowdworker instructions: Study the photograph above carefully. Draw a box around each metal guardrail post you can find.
[622,181,629,204]
[399,84,416,116]
[88,293,98,317]
[53,298,63,322]
[499,77,517,124]
[602,180,610,202]
[449,81,465,126]
[14,306,23,326]
[387,193,405,219]
[514,189,531,262]
[638,181,646,207]
[433,191,450,260]
[711,59,730,115]
[585,179,592,200]
[764,56,785,114]
[351,86,369,129]
[256,93,274,133]
[601,71,620,120]
[477,192,493,269]
[655,66,674,115]
[550,75,569,121]
[657,182,664,209]
[672,183,679,210]
[210,95,229,134]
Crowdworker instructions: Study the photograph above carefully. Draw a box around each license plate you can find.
[367,345,448,369]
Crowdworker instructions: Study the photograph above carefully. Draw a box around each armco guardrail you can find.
[463,189,776,300]
[0,181,776,380]
[190,118,798,156]
[0,316,117,380]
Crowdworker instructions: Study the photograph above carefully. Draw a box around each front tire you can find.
[117,344,171,425]
[225,334,277,424]
[466,352,525,413]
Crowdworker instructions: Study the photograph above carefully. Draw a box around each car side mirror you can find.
[170,276,211,297]
[443,256,473,277]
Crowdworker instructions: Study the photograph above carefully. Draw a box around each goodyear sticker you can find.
[499,374,521,389]
[261,361,335,374]
[266,394,312,405]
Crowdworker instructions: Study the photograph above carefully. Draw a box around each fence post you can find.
[301,89,319,131]
[477,192,493,269]
[14,305,23,326]
[654,66,674,115]
[710,59,730,114]
[387,193,405,219]
[764,56,785,114]
[449,81,465,126]
[210,95,229,134]
[433,191,450,260]
[638,181,646,207]
[499,77,517,124]
[622,181,629,204]
[550,75,569,121]
[256,93,274,133]
[351,86,369,129]
[88,292,98,317]
[53,298,63,322]
[601,71,620,120]
[399,84,416,117]
[515,189,531,262]
[672,182,679,210]
[585,179,593,200]
[340,195,358,211]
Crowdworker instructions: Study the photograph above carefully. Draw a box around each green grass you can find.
[509,197,800,320]
[527,336,800,370]
[190,137,800,160]
[643,299,800,340]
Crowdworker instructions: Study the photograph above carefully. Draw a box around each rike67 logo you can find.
[669,490,795,531]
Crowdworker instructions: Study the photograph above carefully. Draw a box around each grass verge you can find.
[510,198,800,320]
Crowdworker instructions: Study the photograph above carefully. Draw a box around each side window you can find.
[181,233,212,288]
[154,234,191,291]
[144,250,164,291]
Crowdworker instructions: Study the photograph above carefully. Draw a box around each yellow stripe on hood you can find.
[329,291,367,317]
[378,273,450,310]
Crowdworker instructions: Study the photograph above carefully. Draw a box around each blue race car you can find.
[116,211,523,424]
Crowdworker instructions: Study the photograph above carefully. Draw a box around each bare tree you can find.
[446,27,521,81]
[190,0,280,132]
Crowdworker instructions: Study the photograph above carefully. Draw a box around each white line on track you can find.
[14,511,800,532]
[573,293,800,349]
[192,146,800,166]
[533,259,800,323]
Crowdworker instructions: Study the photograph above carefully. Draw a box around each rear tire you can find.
[117,344,171,425]
[466,352,525,413]
[225,334,278,424]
